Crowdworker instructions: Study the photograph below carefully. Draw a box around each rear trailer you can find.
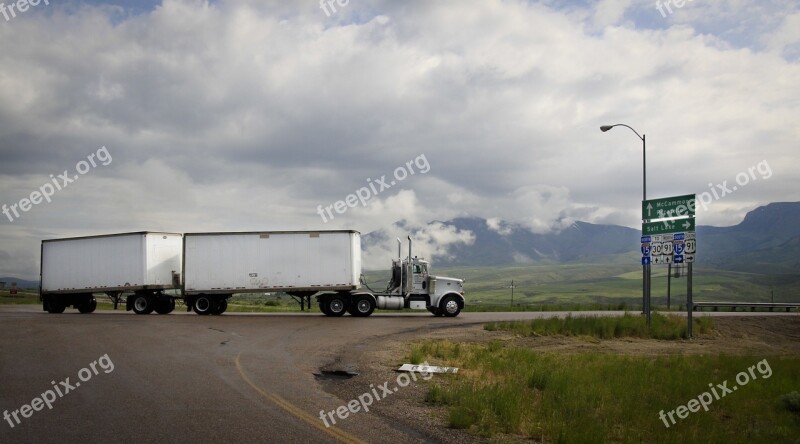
[182,230,361,315]
[40,232,183,314]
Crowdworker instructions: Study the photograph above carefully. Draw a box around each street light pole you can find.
[601,124,650,327]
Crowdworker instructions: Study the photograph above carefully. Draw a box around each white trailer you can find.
[181,230,360,315]
[40,232,183,314]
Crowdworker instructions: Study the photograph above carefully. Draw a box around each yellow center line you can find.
[235,353,366,444]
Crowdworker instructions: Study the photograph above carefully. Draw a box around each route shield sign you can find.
[642,194,696,220]
[640,235,651,264]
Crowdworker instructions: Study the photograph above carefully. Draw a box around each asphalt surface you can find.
[0,305,797,443]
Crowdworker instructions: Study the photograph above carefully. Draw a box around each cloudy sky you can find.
[1,0,798,279]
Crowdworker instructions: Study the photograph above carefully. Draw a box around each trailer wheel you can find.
[154,298,175,315]
[211,299,228,315]
[46,299,66,314]
[319,301,331,316]
[132,295,155,315]
[348,296,375,317]
[78,297,97,314]
[326,296,347,317]
[441,296,461,317]
[193,295,214,315]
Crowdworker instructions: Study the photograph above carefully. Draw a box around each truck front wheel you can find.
[441,296,461,317]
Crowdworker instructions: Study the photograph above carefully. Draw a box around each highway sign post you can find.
[641,194,697,336]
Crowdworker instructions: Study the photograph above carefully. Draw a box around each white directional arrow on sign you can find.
[646,203,653,218]
[681,220,692,230]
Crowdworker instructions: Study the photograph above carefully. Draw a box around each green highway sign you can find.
[642,217,695,235]
[642,194,696,220]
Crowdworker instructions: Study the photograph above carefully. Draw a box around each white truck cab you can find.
[317,237,465,317]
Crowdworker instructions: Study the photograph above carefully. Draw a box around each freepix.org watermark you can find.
[2,146,112,223]
[319,0,349,17]
[4,354,115,429]
[651,159,772,230]
[655,0,694,18]
[1,0,49,22]
[319,364,434,427]
[658,358,772,428]
[316,154,430,223]
[697,159,772,211]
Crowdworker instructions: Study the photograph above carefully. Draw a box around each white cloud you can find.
[361,218,476,271]
[593,0,632,27]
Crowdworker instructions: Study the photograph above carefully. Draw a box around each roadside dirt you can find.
[317,316,800,443]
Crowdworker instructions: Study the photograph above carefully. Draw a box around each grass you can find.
[485,312,714,340]
[0,290,40,304]
[225,301,306,313]
[410,340,800,443]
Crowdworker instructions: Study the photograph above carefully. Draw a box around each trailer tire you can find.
[348,296,375,317]
[155,298,175,315]
[46,299,66,314]
[441,296,461,317]
[326,296,347,317]
[132,295,155,315]
[193,295,214,315]
[78,297,97,314]
[211,299,228,315]
[319,300,333,316]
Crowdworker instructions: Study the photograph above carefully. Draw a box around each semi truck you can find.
[39,230,465,317]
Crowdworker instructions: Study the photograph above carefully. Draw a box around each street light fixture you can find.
[600,123,650,326]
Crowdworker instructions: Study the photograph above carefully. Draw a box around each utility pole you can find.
[601,124,649,327]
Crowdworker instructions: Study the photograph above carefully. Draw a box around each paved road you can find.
[0,306,796,443]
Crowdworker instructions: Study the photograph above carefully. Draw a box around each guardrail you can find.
[692,302,800,312]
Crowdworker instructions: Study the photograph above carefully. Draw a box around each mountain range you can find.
[364,202,800,274]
